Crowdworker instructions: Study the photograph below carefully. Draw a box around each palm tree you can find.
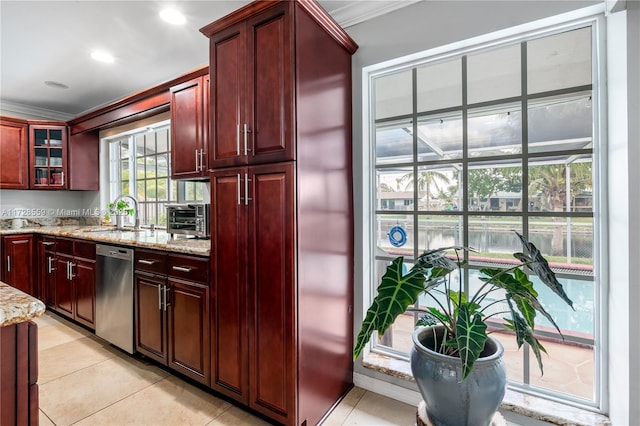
[399,169,451,209]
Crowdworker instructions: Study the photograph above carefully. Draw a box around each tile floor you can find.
[34,311,417,426]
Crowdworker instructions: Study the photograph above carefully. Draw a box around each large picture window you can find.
[106,122,205,227]
[368,23,601,407]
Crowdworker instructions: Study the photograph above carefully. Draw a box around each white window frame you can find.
[359,4,608,413]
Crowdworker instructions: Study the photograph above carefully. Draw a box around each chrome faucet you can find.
[112,194,140,229]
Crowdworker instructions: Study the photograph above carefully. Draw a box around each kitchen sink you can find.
[83,228,146,234]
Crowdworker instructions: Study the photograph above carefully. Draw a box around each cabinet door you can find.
[74,258,95,329]
[245,4,294,165]
[0,117,29,189]
[2,235,34,296]
[209,22,246,168]
[247,162,295,422]
[134,272,167,365]
[170,76,205,178]
[209,168,249,402]
[37,237,56,306]
[29,124,68,190]
[167,278,210,385]
[68,130,99,190]
[54,255,74,318]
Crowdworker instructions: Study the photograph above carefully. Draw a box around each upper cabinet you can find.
[68,130,100,190]
[170,74,210,179]
[0,117,29,189]
[29,123,68,189]
[0,117,99,191]
[207,3,294,168]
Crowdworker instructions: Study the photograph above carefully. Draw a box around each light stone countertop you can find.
[0,226,210,257]
[0,281,46,327]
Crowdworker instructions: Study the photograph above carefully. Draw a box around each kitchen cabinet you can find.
[68,130,100,190]
[53,238,96,329]
[170,75,210,179]
[37,236,57,307]
[210,163,294,415]
[2,234,35,296]
[0,116,29,189]
[134,249,210,385]
[203,1,357,425]
[206,3,294,168]
[0,320,39,426]
[29,123,68,189]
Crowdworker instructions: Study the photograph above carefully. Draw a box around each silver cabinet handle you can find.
[199,148,205,171]
[138,259,156,265]
[163,285,170,311]
[66,261,70,280]
[6,256,10,272]
[236,124,241,156]
[243,123,252,155]
[237,174,241,205]
[244,173,252,205]
[171,266,192,273]
[43,242,55,246]
[158,284,162,310]
[69,262,76,279]
[195,150,200,172]
[47,256,54,273]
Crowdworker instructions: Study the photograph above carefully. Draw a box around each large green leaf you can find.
[514,231,574,309]
[353,257,426,360]
[456,304,488,380]
[504,312,548,375]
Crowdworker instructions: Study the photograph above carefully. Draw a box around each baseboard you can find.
[353,372,422,407]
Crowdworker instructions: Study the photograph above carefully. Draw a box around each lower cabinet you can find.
[1,234,35,296]
[53,238,96,329]
[37,236,56,307]
[0,320,38,426]
[134,249,210,386]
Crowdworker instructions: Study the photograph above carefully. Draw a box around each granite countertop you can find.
[0,226,210,257]
[0,282,46,327]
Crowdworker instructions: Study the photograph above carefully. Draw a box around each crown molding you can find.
[0,100,74,122]
[328,0,422,28]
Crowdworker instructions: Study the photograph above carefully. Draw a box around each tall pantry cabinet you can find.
[201,1,358,425]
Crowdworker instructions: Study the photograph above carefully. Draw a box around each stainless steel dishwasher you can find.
[96,244,134,353]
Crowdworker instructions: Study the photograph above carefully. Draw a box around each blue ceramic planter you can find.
[411,326,507,426]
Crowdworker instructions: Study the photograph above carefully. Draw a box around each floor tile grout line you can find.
[338,390,368,426]
[38,345,119,385]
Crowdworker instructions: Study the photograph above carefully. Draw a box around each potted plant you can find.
[108,200,134,229]
[354,231,575,426]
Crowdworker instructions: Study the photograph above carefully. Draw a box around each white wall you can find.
[346,0,638,423]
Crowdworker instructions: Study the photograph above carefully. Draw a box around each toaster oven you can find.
[166,203,210,238]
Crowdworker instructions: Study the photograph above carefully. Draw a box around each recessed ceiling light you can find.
[91,50,115,63]
[44,81,69,89]
[159,8,186,25]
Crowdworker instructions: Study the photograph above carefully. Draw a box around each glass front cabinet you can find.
[29,124,68,189]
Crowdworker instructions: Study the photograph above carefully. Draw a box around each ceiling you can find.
[0,0,418,121]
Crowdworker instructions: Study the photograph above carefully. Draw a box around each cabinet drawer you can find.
[74,240,95,260]
[55,237,73,255]
[168,253,208,284]
[135,249,168,275]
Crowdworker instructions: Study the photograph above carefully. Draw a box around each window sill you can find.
[362,353,611,426]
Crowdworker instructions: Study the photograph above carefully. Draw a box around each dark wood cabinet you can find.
[37,236,57,307]
[0,117,29,189]
[207,3,294,169]
[170,74,209,179]
[203,2,357,424]
[135,249,210,385]
[2,234,35,296]
[0,320,39,426]
[68,130,100,190]
[29,123,68,189]
[53,238,96,329]
[0,116,99,191]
